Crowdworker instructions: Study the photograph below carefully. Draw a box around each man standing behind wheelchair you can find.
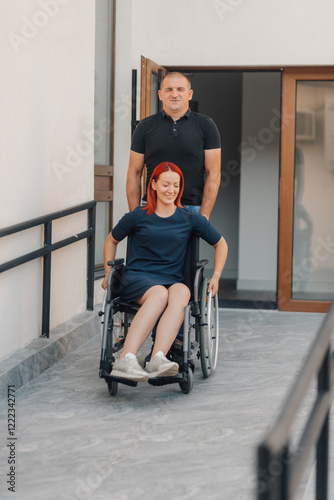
[101,162,228,383]
[127,71,221,363]
[126,71,221,219]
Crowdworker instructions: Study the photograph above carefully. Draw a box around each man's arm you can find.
[126,150,145,211]
[200,148,221,220]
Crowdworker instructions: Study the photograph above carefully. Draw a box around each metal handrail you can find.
[0,201,96,338]
[257,302,334,499]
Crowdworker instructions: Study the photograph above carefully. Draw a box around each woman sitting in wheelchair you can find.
[102,162,228,382]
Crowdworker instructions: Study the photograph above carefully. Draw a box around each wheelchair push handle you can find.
[196,259,209,269]
[107,258,124,268]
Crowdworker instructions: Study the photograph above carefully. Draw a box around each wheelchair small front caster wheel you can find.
[108,379,118,396]
[179,368,194,394]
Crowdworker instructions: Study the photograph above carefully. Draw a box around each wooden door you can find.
[278,68,334,312]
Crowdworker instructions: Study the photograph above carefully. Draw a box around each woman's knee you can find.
[149,285,169,306]
[157,285,169,304]
[138,285,168,308]
[168,283,191,306]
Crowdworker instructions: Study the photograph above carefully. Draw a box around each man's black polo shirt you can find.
[131,109,221,205]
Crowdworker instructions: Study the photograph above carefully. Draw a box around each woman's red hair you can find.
[142,162,184,215]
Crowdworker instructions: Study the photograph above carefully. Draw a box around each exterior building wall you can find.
[113,0,334,225]
[113,0,334,287]
[0,0,95,360]
[131,0,334,68]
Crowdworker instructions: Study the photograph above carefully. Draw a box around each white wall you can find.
[131,0,334,67]
[0,0,95,360]
[238,73,281,291]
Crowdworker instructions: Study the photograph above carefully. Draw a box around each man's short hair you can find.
[160,72,192,89]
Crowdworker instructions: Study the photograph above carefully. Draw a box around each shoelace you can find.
[125,356,139,366]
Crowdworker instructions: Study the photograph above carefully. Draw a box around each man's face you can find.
[158,75,193,116]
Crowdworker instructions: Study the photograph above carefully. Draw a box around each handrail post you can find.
[316,413,329,500]
[41,221,52,338]
[281,444,290,500]
[87,204,96,311]
[316,347,330,500]
[257,445,272,499]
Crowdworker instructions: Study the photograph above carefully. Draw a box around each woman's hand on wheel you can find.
[207,274,219,297]
[101,276,108,290]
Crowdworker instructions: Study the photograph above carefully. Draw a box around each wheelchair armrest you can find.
[193,260,209,303]
[107,258,124,268]
[105,259,125,302]
[196,259,208,269]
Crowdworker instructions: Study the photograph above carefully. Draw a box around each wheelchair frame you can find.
[99,235,219,395]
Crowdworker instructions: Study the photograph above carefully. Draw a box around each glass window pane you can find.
[94,0,113,165]
[292,81,334,300]
[95,202,110,266]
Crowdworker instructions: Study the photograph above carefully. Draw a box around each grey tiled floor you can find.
[0,308,333,500]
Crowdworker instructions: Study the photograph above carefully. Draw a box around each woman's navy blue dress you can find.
[111,206,221,302]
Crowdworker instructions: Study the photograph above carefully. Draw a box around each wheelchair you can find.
[98,234,219,395]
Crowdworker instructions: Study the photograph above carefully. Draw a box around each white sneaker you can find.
[112,353,148,382]
[145,351,179,378]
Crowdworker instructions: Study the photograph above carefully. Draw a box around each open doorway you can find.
[178,70,282,308]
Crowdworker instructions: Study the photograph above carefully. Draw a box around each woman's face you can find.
[152,171,180,206]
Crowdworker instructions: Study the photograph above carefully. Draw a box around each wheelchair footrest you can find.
[99,368,111,378]
[106,374,138,387]
[100,370,138,387]
[148,375,181,386]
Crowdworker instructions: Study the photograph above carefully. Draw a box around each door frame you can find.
[139,58,167,197]
[94,0,116,271]
[140,60,334,312]
[278,67,334,313]
[140,57,167,119]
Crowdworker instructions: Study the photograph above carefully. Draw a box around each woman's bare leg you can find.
[120,285,168,358]
[151,283,190,357]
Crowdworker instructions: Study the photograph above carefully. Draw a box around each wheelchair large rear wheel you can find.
[199,276,219,378]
